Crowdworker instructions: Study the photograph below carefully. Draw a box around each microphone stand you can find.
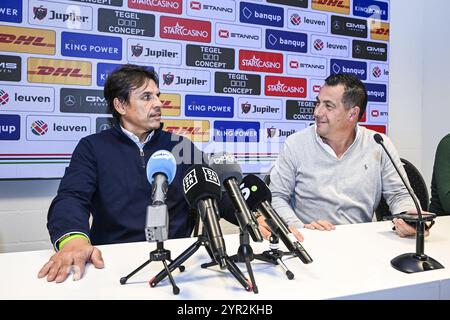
[254,235,295,280]
[150,226,253,292]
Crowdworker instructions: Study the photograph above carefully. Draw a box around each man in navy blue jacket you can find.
[38,65,236,283]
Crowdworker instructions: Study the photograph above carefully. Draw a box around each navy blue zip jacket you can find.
[47,123,237,247]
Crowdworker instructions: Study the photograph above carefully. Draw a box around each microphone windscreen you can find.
[241,174,272,211]
[146,150,177,184]
[208,152,243,186]
[182,164,222,208]
[373,133,384,144]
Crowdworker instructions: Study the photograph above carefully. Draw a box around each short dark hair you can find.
[104,64,159,120]
[324,74,367,121]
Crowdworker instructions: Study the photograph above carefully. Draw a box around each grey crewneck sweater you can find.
[269,125,415,228]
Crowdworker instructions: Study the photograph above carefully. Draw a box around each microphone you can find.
[209,152,263,242]
[240,174,313,264]
[182,164,227,269]
[144,150,176,242]
[373,133,443,273]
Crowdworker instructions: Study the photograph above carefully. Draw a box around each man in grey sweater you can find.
[259,74,428,241]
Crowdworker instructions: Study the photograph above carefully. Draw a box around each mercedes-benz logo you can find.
[355,45,362,54]
[64,95,76,106]
[333,21,340,29]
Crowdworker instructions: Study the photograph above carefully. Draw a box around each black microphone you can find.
[240,174,313,264]
[209,152,263,243]
[374,133,443,273]
[182,164,227,269]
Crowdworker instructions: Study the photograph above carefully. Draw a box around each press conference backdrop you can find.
[0,0,390,179]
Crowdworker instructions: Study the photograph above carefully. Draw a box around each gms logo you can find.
[311,35,349,57]
[160,16,211,43]
[162,119,210,142]
[214,120,260,143]
[159,67,210,93]
[215,72,261,96]
[0,25,55,55]
[61,32,122,61]
[0,85,54,112]
[128,39,181,65]
[287,55,327,77]
[369,63,389,82]
[0,114,20,140]
[237,97,282,120]
[286,100,316,121]
[97,62,124,87]
[215,23,261,49]
[0,55,21,82]
[60,88,108,114]
[186,44,235,70]
[29,0,92,31]
[370,21,389,41]
[331,15,367,38]
[265,29,307,53]
[353,40,387,61]
[239,2,283,28]
[239,50,283,73]
[98,8,155,37]
[264,122,306,143]
[364,83,387,103]
[28,58,92,86]
[160,93,181,116]
[287,10,327,33]
[353,0,389,21]
[185,95,234,118]
[0,0,22,23]
[312,0,350,15]
[129,0,182,14]
[265,76,307,98]
[26,115,91,141]
[330,59,367,80]
[187,0,235,22]
[368,104,388,123]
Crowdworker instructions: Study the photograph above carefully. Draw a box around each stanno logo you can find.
[287,55,327,77]
[215,23,261,48]
[188,0,235,21]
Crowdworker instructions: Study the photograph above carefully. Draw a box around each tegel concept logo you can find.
[187,0,235,22]
[128,39,181,65]
[311,35,349,57]
[265,76,307,98]
[26,115,91,141]
[185,95,234,118]
[61,32,122,61]
[0,26,55,55]
[330,59,367,80]
[129,0,182,14]
[312,0,350,15]
[214,120,260,143]
[239,50,283,73]
[160,67,210,93]
[60,88,108,114]
[370,21,389,41]
[27,58,92,86]
[160,16,211,43]
[0,55,21,82]
[0,114,20,140]
[0,0,22,23]
[265,29,307,53]
[29,0,92,30]
[287,10,327,33]
[239,2,283,28]
[286,100,316,121]
[215,23,261,49]
[353,40,387,61]
[353,0,388,21]
[186,44,234,69]
[98,8,155,37]
[97,63,124,87]
[264,122,306,142]
[237,97,282,120]
[287,55,327,77]
[0,85,54,112]
[267,0,308,9]
[215,72,261,96]
[331,15,367,38]
[369,63,389,82]
[364,83,387,103]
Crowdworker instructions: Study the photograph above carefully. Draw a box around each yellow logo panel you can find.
[312,0,350,15]
[160,93,181,117]
[162,120,210,142]
[0,25,55,55]
[370,21,390,41]
[28,58,92,86]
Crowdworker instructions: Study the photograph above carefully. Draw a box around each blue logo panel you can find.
[353,0,389,21]
[97,63,124,87]
[0,0,22,23]
[265,29,307,53]
[0,114,20,140]
[214,121,260,142]
[61,32,122,61]
[364,83,387,102]
[185,95,234,118]
[330,59,367,80]
[239,2,284,28]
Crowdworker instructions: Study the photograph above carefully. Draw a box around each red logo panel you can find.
[160,16,211,43]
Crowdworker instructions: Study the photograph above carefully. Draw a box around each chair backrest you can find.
[375,158,430,221]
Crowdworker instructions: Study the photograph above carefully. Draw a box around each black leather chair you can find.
[375,158,430,221]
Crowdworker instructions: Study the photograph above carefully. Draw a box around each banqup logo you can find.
[28,58,92,86]
[186,44,234,70]
[0,0,22,23]
[185,95,234,118]
[287,10,327,33]
[61,32,122,61]
[239,50,283,73]
[160,16,211,43]
[287,55,327,77]
[215,72,261,96]
[331,15,367,38]
[214,120,260,143]
[0,114,20,140]
[311,35,349,57]
[160,67,210,93]
[0,55,21,82]
[266,29,307,53]
[0,25,55,55]
[330,59,367,80]
[239,2,283,28]
[0,85,54,112]
[364,83,387,103]
[60,88,108,114]
[237,97,282,120]
[353,0,388,21]
[265,76,307,98]
[187,0,235,22]
[98,8,155,37]
[129,0,182,14]
[128,39,181,65]
[215,23,261,49]
[312,0,350,15]
[26,115,91,141]
[97,63,124,87]
[353,40,387,61]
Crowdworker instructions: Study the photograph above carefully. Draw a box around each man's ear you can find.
[349,106,360,121]
[113,97,126,116]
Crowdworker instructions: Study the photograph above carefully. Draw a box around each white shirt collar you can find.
[314,124,361,159]
[120,126,154,150]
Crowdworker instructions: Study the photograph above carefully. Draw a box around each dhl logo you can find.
[312,0,350,15]
[0,25,55,55]
[162,120,210,142]
[28,58,91,86]
[159,93,181,116]
[370,21,389,41]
